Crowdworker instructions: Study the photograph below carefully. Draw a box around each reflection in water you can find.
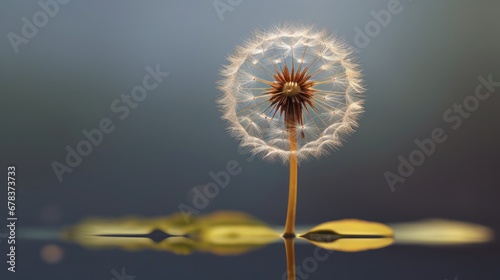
[63,211,280,255]
[391,219,494,245]
[301,219,394,252]
[61,212,398,255]
[284,238,296,280]
[22,211,494,280]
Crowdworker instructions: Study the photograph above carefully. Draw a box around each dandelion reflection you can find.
[14,211,493,279]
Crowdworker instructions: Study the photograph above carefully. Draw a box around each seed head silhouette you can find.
[218,24,366,236]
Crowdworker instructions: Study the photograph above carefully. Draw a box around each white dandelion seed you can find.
[217,23,366,236]
[218,24,365,163]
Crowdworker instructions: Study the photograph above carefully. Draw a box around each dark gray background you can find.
[1,0,499,279]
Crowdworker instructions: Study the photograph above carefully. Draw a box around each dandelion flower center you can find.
[282,82,301,96]
[266,63,318,131]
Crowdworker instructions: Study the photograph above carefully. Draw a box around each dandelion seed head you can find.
[218,24,366,163]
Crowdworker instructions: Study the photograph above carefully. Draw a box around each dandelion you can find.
[218,24,366,236]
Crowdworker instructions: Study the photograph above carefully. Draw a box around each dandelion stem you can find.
[284,128,298,237]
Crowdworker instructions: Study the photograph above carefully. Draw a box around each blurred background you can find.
[1,0,499,279]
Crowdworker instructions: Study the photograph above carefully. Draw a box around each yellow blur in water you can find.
[62,211,494,256]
